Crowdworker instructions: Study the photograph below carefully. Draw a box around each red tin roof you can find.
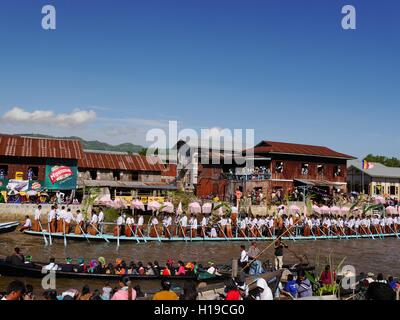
[251,141,355,159]
[0,134,83,159]
[79,151,166,172]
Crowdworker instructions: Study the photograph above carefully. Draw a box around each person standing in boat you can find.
[218,215,228,238]
[32,205,42,232]
[98,209,104,233]
[114,213,124,237]
[74,210,84,234]
[190,214,198,238]
[48,205,57,233]
[63,208,73,234]
[163,213,172,238]
[247,242,262,275]
[179,213,188,237]
[88,211,99,235]
[200,214,208,238]
[149,215,159,238]
[137,213,144,237]
[125,215,134,237]
[238,216,247,238]
[274,238,288,270]
[57,206,66,233]
[268,215,275,237]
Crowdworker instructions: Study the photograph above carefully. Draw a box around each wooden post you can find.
[396,288,399,301]
[231,259,238,278]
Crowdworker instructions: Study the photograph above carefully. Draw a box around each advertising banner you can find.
[45,160,78,190]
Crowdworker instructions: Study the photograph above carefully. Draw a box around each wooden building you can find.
[0,134,176,196]
[179,140,355,201]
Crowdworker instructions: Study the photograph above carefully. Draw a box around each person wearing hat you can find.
[152,280,179,300]
[248,242,262,275]
[76,257,86,273]
[365,272,375,283]
[206,261,221,276]
[253,278,273,300]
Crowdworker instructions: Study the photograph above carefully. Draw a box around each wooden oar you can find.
[63,220,67,247]
[373,225,382,239]
[178,222,188,242]
[153,224,162,243]
[309,226,317,240]
[128,224,140,243]
[38,221,48,246]
[339,226,349,240]
[242,221,300,272]
[218,224,229,241]
[388,225,400,239]
[136,225,147,243]
[360,225,374,239]
[78,223,90,243]
[47,222,53,245]
[91,223,110,243]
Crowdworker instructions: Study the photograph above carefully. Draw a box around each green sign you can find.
[45,160,78,190]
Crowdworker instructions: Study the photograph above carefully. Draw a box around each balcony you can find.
[222,167,272,181]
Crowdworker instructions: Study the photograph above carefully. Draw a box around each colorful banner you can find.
[45,160,78,190]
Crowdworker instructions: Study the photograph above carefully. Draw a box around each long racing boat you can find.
[22,229,400,242]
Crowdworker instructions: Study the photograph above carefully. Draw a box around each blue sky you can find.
[0,0,399,158]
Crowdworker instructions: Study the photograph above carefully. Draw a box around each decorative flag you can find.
[362,160,374,170]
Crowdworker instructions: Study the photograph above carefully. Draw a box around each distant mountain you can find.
[19,134,145,154]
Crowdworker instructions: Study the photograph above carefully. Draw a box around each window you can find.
[89,170,97,180]
[390,186,396,195]
[317,164,324,176]
[131,172,139,181]
[333,165,341,177]
[275,161,284,173]
[113,171,120,181]
[0,165,8,179]
[375,185,382,195]
[301,163,309,175]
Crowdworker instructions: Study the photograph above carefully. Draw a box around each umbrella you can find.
[176,202,183,215]
[202,203,213,214]
[386,206,396,214]
[161,201,174,213]
[97,195,114,207]
[131,199,145,211]
[148,201,161,212]
[373,196,386,205]
[312,205,321,214]
[330,206,341,214]
[189,202,201,214]
[340,207,350,215]
[320,205,331,214]
[113,198,127,209]
[289,205,300,214]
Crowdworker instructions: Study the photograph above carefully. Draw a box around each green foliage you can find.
[166,190,197,209]
[81,187,101,219]
[19,134,144,154]
[103,207,120,222]
[0,192,4,203]
[317,284,339,296]
[364,154,400,168]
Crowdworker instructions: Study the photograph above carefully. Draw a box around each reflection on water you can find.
[1,232,399,295]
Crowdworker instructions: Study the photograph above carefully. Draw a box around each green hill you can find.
[19,133,145,154]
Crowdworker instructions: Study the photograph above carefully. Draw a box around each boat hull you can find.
[0,221,19,234]
[23,229,399,242]
[0,259,224,282]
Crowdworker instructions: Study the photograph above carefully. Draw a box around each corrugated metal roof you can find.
[348,160,400,178]
[79,152,166,172]
[251,141,355,160]
[78,179,177,190]
[0,134,83,159]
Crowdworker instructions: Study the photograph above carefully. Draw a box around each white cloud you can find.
[2,107,96,127]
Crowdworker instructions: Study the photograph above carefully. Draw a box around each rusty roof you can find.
[79,151,166,171]
[0,134,83,159]
[251,141,355,159]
